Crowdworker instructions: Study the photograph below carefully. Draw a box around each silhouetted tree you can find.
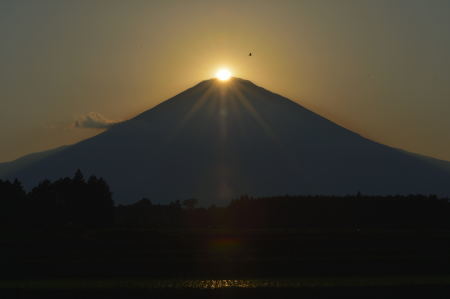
[0,179,27,226]
[182,198,199,209]
[27,170,114,228]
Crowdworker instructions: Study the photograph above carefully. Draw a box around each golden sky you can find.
[1,0,449,162]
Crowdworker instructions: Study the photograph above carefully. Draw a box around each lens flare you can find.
[216,68,232,81]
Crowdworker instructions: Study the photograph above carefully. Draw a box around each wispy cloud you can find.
[73,112,119,129]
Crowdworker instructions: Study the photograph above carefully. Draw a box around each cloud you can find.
[73,112,119,129]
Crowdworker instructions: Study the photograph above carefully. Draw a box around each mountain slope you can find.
[3,78,450,204]
[0,146,68,178]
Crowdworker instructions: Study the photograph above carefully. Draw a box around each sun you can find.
[216,68,232,81]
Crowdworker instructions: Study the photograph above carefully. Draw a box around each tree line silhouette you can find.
[1,171,450,229]
[0,170,113,228]
[117,194,450,229]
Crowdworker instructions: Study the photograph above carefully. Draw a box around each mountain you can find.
[2,78,450,204]
[0,146,68,178]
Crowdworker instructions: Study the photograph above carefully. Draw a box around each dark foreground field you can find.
[6,285,450,299]
[2,228,450,298]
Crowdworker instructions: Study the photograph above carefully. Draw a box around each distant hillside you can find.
[0,146,68,178]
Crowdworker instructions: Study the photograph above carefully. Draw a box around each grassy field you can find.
[4,276,450,289]
[5,277,450,299]
[2,228,450,297]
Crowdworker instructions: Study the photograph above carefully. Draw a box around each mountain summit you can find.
[2,78,450,204]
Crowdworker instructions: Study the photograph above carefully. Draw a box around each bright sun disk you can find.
[216,69,232,81]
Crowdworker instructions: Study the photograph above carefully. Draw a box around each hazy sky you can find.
[1,0,449,162]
